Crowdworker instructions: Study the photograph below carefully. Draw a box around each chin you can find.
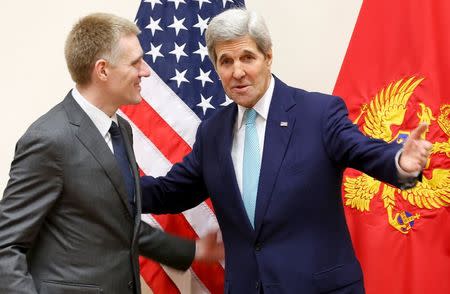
[134,95,143,103]
[236,99,256,108]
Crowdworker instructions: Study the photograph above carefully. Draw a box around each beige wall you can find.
[0,1,362,292]
[0,1,362,193]
[0,0,140,192]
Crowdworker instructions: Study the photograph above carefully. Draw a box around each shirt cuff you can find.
[395,149,420,189]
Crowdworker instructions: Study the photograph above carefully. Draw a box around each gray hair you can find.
[205,8,272,65]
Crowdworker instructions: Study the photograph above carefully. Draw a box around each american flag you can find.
[119,0,245,293]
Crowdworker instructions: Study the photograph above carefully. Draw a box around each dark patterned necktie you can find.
[109,121,136,217]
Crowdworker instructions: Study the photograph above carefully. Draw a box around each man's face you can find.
[107,34,150,107]
[214,35,272,108]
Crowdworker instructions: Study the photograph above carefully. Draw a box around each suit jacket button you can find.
[255,243,262,251]
[128,281,134,289]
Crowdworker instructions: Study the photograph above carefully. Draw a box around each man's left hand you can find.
[194,230,224,263]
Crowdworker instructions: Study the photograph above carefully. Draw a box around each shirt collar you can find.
[71,87,118,138]
[236,75,275,130]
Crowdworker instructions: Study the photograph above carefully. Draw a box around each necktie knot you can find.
[245,108,257,125]
[109,121,121,138]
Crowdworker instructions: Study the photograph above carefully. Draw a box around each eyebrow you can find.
[218,49,257,61]
[131,53,144,64]
[242,49,257,56]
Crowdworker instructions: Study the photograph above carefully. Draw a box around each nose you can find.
[140,59,151,77]
[232,62,245,80]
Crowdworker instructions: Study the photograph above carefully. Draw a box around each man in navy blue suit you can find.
[141,8,432,294]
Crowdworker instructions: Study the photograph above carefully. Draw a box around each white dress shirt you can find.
[71,87,118,153]
[231,76,275,196]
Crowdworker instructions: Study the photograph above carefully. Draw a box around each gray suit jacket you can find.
[0,93,195,294]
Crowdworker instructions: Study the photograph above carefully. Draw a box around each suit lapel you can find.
[216,105,255,233]
[254,78,296,234]
[62,94,133,220]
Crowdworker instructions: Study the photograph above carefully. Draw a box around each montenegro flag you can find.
[333,1,450,294]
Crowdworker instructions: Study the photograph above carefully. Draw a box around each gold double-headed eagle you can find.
[344,76,450,234]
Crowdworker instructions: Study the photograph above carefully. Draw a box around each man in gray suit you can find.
[0,13,223,294]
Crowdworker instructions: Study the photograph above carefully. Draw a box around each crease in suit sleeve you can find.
[141,122,209,213]
[322,96,402,187]
[137,221,195,271]
[0,130,63,293]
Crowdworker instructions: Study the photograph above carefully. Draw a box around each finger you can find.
[423,140,433,151]
[409,123,428,140]
[418,149,430,166]
[419,157,428,169]
[417,145,429,157]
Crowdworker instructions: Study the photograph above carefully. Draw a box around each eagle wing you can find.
[437,104,450,137]
[401,169,450,209]
[343,173,382,212]
[363,77,424,141]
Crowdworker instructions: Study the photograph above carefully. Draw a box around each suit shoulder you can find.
[293,87,347,111]
[208,102,234,119]
[29,101,69,131]
[200,102,235,127]
[293,87,343,107]
[20,100,71,148]
[288,87,349,127]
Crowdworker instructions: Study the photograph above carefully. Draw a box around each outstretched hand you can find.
[399,123,433,173]
[194,230,224,263]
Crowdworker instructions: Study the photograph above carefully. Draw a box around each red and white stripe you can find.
[119,71,225,294]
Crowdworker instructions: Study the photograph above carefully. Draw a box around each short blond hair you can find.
[64,13,140,85]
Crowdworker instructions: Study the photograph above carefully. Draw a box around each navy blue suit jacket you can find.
[142,77,403,294]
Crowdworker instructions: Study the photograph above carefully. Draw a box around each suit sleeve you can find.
[322,96,403,187]
[141,122,209,213]
[138,221,195,271]
[0,130,63,293]
[123,115,196,270]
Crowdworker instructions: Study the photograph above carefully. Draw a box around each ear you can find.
[93,59,108,82]
[265,49,273,67]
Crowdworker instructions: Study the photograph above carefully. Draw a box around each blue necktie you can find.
[242,108,261,227]
[109,122,136,217]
